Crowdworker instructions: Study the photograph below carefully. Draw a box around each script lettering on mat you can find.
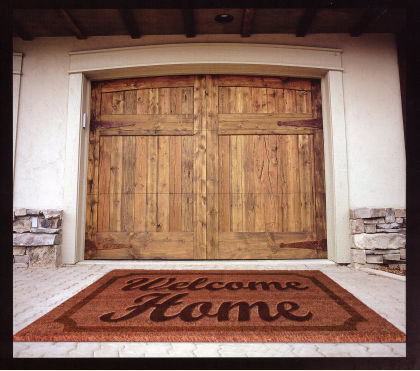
[100,276,313,323]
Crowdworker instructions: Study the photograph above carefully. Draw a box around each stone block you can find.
[366,249,398,255]
[376,222,400,229]
[350,208,387,219]
[366,254,383,264]
[365,224,376,234]
[383,253,400,261]
[13,233,61,246]
[350,208,371,219]
[363,217,385,224]
[400,248,406,260]
[395,209,406,218]
[14,255,29,264]
[30,227,60,234]
[350,219,365,234]
[14,208,27,217]
[376,228,402,233]
[13,246,26,255]
[395,218,404,224]
[42,209,63,220]
[385,208,396,223]
[40,217,62,229]
[352,233,406,250]
[13,263,28,268]
[351,249,366,264]
[27,245,61,268]
[13,218,32,233]
[26,209,40,215]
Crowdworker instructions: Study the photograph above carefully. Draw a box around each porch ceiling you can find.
[13,7,406,41]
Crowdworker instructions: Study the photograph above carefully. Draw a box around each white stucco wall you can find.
[13,33,405,210]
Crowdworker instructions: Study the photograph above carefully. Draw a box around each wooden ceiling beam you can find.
[296,8,318,37]
[350,7,388,37]
[59,9,87,39]
[13,18,33,41]
[183,9,195,38]
[119,9,141,39]
[241,8,255,37]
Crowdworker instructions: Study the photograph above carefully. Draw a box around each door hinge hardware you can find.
[82,113,87,129]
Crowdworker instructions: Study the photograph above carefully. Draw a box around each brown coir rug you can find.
[13,270,405,343]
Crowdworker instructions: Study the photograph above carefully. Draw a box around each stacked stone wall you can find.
[350,208,406,270]
[13,208,63,268]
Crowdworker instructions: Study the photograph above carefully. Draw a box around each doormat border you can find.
[13,269,406,343]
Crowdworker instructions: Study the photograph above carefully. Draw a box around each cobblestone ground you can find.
[13,260,406,358]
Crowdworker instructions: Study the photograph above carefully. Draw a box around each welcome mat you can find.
[13,270,405,343]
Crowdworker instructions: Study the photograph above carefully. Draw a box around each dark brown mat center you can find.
[13,270,405,343]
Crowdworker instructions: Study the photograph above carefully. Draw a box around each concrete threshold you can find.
[75,259,336,267]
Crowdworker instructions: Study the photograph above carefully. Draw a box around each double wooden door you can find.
[85,75,327,260]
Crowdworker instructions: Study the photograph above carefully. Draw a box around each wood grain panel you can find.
[193,76,206,258]
[98,136,111,232]
[87,74,326,260]
[121,136,135,232]
[101,75,195,93]
[218,135,230,232]
[146,136,157,231]
[206,75,218,258]
[169,136,182,232]
[109,136,123,231]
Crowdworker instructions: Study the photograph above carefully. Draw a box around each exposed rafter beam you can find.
[241,8,255,37]
[119,9,141,39]
[183,9,195,38]
[350,7,388,37]
[59,9,87,39]
[296,8,318,37]
[13,18,33,40]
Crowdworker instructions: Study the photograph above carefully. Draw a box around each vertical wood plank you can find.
[253,135,265,232]
[157,136,170,232]
[124,90,137,114]
[251,87,267,113]
[134,136,147,232]
[158,88,171,115]
[146,136,157,231]
[206,75,218,259]
[296,90,308,113]
[100,92,113,115]
[193,76,206,258]
[243,135,255,232]
[121,136,135,232]
[298,134,313,232]
[86,82,102,244]
[136,89,148,114]
[265,135,279,231]
[218,135,230,232]
[169,136,182,232]
[109,136,123,231]
[230,135,244,232]
[311,79,326,243]
[182,135,194,232]
[148,88,159,114]
[182,87,194,114]
[284,89,297,113]
[98,136,111,232]
[288,135,301,232]
[112,91,124,114]
[170,88,183,114]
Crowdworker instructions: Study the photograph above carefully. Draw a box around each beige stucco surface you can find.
[13,33,405,211]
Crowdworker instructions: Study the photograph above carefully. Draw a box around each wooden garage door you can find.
[85,75,327,260]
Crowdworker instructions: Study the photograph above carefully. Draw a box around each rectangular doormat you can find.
[13,270,405,343]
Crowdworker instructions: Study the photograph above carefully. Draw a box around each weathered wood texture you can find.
[85,75,327,260]
[213,76,326,259]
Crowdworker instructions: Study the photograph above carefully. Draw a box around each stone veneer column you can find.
[13,208,63,268]
[349,208,406,270]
